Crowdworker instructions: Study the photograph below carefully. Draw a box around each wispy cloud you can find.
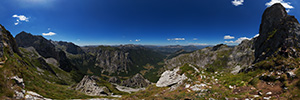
[135,39,141,42]
[225,37,250,44]
[193,38,198,40]
[266,0,293,9]
[42,32,56,36]
[232,0,244,6]
[167,38,185,41]
[224,35,235,39]
[224,33,259,44]
[188,43,209,46]
[129,39,141,42]
[12,14,29,25]
[266,0,294,12]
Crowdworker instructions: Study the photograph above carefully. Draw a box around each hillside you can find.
[122,3,300,100]
[0,3,300,100]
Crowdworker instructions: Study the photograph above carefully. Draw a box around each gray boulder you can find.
[156,68,187,87]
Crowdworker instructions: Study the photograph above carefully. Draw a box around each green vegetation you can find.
[178,63,197,79]
[121,85,168,99]
[249,77,260,87]
[220,69,263,87]
[206,50,231,72]
[117,48,165,82]
[0,46,93,99]
[267,29,278,40]
[97,45,120,51]
[0,68,14,98]
[94,77,129,95]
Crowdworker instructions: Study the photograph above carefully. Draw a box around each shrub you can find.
[249,77,259,87]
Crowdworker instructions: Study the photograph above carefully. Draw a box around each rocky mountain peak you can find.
[259,3,287,36]
[15,32,56,58]
[254,3,300,62]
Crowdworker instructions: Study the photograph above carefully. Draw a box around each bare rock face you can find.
[0,25,20,59]
[75,75,110,96]
[254,3,300,62]
[121,73,151,88]
[81,46,132,75]
[228,39,255,73]
[95,49,131,74]
[156,68,187,87]
[108,76,121,84]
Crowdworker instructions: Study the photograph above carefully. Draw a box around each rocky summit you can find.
[0,3,300,100]
[255,3,300,62]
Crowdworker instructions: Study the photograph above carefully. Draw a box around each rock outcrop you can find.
[108,76,121,84]
[121,73,151,88]
[254,3,300,62]
[114,84,145,93]
[156,68,187,87]
[75,75,110,96]
[94,48,131,74]
[0,25,20,59]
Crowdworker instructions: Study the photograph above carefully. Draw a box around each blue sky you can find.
[0,0,299,46]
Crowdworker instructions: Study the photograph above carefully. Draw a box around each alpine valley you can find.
[1,3,300,100]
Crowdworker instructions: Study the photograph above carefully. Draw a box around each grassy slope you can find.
[0,47,96,99]
[122,52,300,99]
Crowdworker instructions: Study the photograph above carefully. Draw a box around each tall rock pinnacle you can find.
[254,3,300,62]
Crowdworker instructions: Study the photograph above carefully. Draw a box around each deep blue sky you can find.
[0,0,299,46]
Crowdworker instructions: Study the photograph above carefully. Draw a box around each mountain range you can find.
[0,3,300,100]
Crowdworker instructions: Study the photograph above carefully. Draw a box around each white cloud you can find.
[14,20,20,25]
[266,0,294,9]
[224,35,235,39]
[193,38,198,40]
[167,38,185,41]
[129,39,141,42]
[224,34,259,44]
[225,37,250,44]
[135,39,141,42]
[188,43,208,46]
[232,0,244,6]
[12,14,29,25]
[42,32,56,36]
